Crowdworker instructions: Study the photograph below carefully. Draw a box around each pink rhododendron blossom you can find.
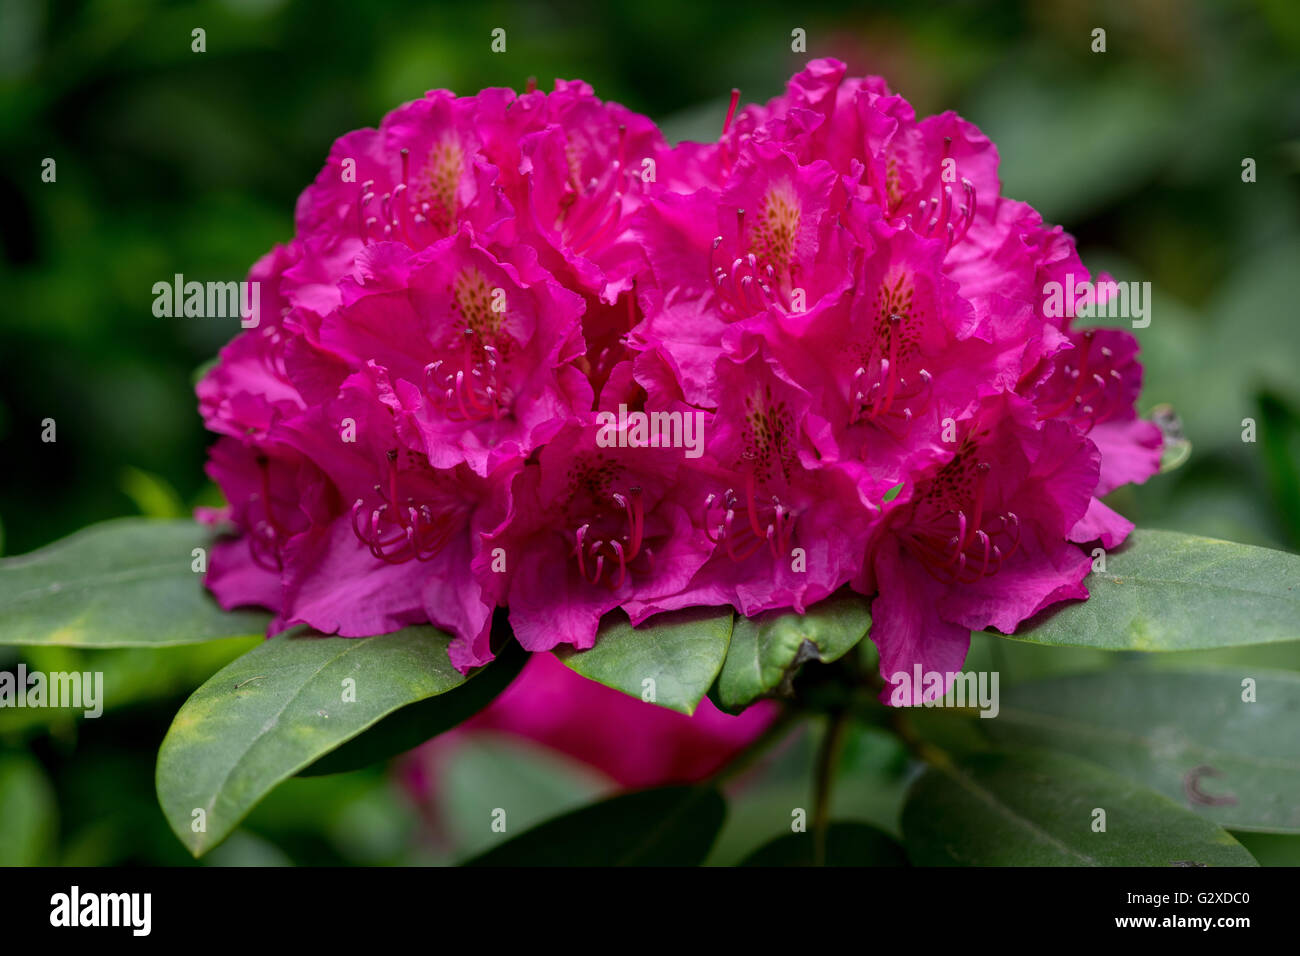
[294,90,511,254]
[477,420,714,653]
[854,393,1100,701]
[198,59,1160,712]
[315,231,590,476]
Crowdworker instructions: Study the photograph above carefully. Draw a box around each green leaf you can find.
[0,753,58,865]
[741,822,907,866]
[156,626,468,857]
[902,751,1258,866]
[999,529,1300,650]
[441,737,612,863]
[985,670,1300,833]
[718,591,870,712]
[0,518,270,647]
[558,606,733,714]
[465,786,726,866]
[298,638,525,776]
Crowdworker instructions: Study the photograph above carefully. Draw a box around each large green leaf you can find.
[156,626,469,856]
[0,518,269,647]
[299,638,525,776]
[465,786,726,866]
[902,751,1258,866]
[558,607,733,714]
[985,670,1300,833]
[741,822,907,866]
[999,529,1300,650]
[717,592,870,713]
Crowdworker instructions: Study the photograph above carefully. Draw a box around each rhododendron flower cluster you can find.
[198,59,1160,699]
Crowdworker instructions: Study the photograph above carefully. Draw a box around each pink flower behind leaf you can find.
[405,652,779,795]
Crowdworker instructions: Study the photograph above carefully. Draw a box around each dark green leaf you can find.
[902,751,1258,866]
[999,529,1300,650]
[718,591,870,712]
[465,786,725,866]
[1232,832,1300,866]
[741,822,907,866]
[1257,390,1300,549]
[156,626,467,857]
[986,670,1300,832]
[558,607,733,714]
[0,518,269,647]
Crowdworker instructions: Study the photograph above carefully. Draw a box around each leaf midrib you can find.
[1,561,194,607]
[615,788,714,865]
[1092,572,1300,605]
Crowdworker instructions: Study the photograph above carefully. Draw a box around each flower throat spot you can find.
[420,137,464,235]
[750,179,801,271]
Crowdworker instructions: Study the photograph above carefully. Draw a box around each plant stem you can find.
[887,706,954,770]
[812,708,850,866]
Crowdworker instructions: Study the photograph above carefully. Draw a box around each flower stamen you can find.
[351,449,454,563]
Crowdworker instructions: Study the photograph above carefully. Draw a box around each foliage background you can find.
[1,0,1298,865]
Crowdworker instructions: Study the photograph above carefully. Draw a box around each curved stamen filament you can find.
[570,488,647,589]
[425,337,505,422]
[351,449,452,564]
[901,461,1019,584]
[707,208,790,318]
[353,145,460,247]
[905,141,977,251]
[849,318,932,434]
[1039,332,1134,428]
[560,126,639,255]
[703,480,797,563]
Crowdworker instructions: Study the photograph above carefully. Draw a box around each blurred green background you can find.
[1,0,1298,865]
